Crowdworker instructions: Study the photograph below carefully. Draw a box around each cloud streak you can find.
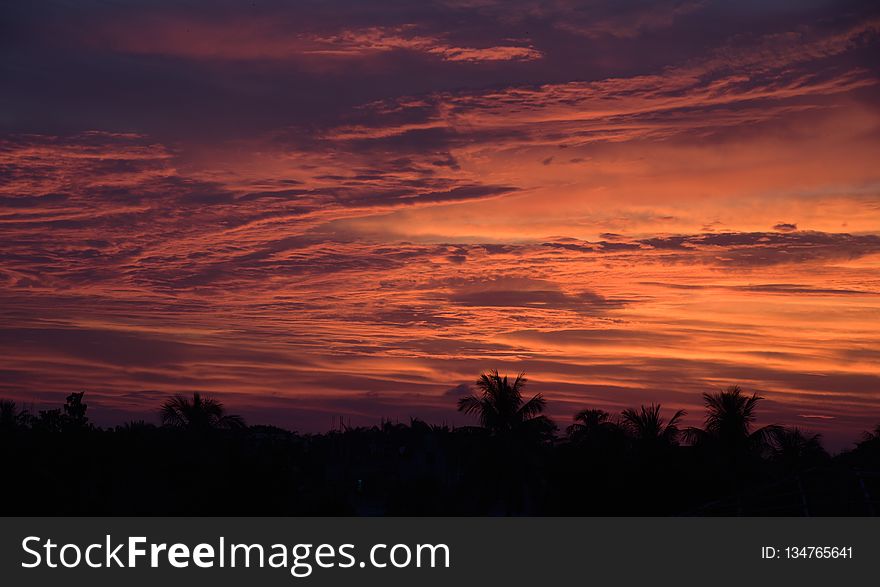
[1,0,879,449]
[83,18,543,63]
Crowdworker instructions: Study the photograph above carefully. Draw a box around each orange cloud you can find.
[3,2,879,449]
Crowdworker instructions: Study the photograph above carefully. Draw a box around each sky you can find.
[1,0,879,449]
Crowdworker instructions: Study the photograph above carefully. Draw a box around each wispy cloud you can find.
[83,19,542,63]
[1,0,879,448]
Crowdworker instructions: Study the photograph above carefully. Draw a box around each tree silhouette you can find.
[63,392,89,430]
[0,400,27,431]
[770,427,827,473]
[621,403,685,446]
[457,371,554,515]
[457,371,550,436]
[861,424,880,444]
[567,409,611,434]
[160,393,245,430]
[848,423,880,470]
[2,375,879,516]
[684,386,780,457]
[566,408,625,447]
[35,408,65,433]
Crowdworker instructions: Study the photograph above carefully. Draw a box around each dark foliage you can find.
[1,378,878,516]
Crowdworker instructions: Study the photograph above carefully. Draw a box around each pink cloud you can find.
[84,19,542,63]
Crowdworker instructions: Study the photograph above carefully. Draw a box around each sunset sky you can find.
[1,0,879,449]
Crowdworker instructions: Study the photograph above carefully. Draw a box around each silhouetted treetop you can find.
[1,380,879,516]
[457,370,552,436]
[160,392,245,431]
[621,403,685,446]
[63,392,89,429]
[684,386,781,455]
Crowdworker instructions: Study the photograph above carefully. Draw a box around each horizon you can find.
[7,384,877,456]
[6,376,878,455]
[2,0,879,453]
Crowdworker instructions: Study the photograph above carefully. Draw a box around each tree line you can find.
[1,371,879,515]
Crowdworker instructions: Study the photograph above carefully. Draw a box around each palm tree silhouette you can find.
[853,424,880,464]
[770,427,827,472]
[684,386,780,456]
[621,403,685,446]
[457,371,549,436]
[160,393,245,431]
[568,409,611,433]
[457,371,552,514]
[567,409,622,442]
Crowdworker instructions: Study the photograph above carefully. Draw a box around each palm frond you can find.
[517,393,546,420]
[217,414,246,429]
[682,426,708,445]
[749,423,784,448]
[159,392,244,430]
[457,395,483,415]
